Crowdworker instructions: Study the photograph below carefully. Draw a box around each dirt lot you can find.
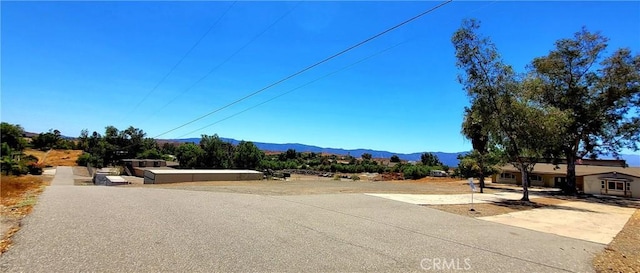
[0,174,52,254]
[128,175,494,196]
[593,209,640,272]
[425,197,569,217]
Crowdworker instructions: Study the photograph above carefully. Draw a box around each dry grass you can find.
[23,149,47,163]
[593,209,640,272]
[0,175,49,254]
[41,150,82,166]
[24,149,82,167]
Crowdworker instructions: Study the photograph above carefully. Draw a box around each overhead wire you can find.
[175,41,407,138]
[153,0,453,138]
[143,1,302,122]
[122,1,237,120]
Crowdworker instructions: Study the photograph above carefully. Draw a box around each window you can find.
[500,173,514,179]
[530,175,542,181]
[608,181,625,191]
[601,181,605,189]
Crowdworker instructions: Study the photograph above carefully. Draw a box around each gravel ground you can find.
[127,178,497,196]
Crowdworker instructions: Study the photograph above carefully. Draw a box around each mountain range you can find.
[170,137,639,167]
[172,138,467,166]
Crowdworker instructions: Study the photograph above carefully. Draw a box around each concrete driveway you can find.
[0,167,604,272]
[480,201,637,244]
[366,192,636,245]
[366,192,545,205]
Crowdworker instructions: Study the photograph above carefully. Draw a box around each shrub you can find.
[76,153,92,166]
[11,162,28,175]
[333,174,341,180]
[27,162,43,175]
[351,175,361,181]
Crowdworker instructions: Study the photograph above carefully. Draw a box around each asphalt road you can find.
[1,167,603,272]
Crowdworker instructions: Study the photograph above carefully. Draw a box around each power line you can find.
[144,1,302,122]
[123,1,237,119]
[176,41,407,138]
[153,0,452,138]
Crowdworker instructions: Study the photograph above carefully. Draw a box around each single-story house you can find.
[493,163,640,198]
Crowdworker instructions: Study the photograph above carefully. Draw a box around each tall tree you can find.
[452,19,562,201]
[420,152,442,166]
[233,141,264,169]
[0,122,26,152]
[462,107,490,192]
[200,134,234,169]
[176,143,204,169]
[529,28,640,194]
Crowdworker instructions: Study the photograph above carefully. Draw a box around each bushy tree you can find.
[529,28,640,194]
[390,155,400,163]
[176,143,204,169]
[420,152,442,166]
[1,122,26,152]
[32,129,61,150]
[233,141,264,169]
[456,151,500,181]
[200,134,234,169]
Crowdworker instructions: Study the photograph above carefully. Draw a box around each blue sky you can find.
[2,1,639,154]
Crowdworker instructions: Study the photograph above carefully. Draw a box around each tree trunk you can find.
[565,154,577,196]
[520,168,529,201]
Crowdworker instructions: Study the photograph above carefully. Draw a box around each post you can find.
[468,178,476,211]
[471,191,475,211]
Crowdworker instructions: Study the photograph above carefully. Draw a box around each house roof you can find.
[500,163,640,178]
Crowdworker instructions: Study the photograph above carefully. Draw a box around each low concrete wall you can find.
[143,169,263,184]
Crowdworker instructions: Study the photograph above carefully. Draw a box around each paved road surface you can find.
[1,167,603,272]
[50,166,74,186]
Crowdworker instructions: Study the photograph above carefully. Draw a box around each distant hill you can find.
[172,137,467,166]
[171,137,640,167]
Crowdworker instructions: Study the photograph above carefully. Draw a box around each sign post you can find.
[468,178,476,211]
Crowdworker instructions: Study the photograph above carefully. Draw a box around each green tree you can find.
[176,143,204,169]
[420,152,442,166]
[361,153,373,161]
[461,106,491,192]
[233,141,264,170]
[285,149,297,160]
[31,129,62,150]
[76,129,90,151]
[529,28,640,194]
[390,155,400,163]
[1,122,26,152]
[456,152,500,182]
[452,19,562,201]
[200,134,234,169]
[161,142,177,155]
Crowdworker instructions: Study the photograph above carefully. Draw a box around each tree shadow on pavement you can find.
[490,199,598,213]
